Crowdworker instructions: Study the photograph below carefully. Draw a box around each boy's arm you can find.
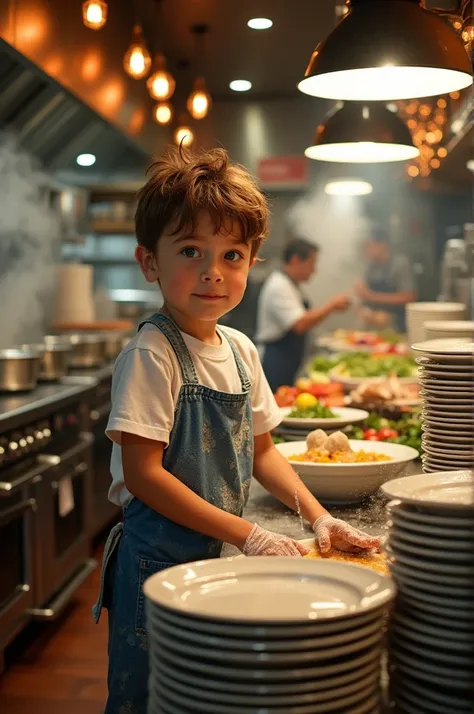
[122,432,253,549]
[252,432,328,524]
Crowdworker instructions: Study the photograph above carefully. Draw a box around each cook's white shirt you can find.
[256,270,306,344]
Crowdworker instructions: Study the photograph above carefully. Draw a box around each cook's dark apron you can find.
[262,298,311,392]
[366,266,406,332]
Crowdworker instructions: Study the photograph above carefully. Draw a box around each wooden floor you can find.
[0,549,108,714]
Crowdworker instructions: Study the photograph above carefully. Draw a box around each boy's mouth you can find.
[193,294,226,301]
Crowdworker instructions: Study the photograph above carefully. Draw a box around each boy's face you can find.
[137,211,254,324]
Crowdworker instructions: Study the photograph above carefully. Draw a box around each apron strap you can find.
[138,313,199,385]
[220,329,251,392]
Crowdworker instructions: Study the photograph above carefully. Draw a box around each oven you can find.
[87,375,120,536]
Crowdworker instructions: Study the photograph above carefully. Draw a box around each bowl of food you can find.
[276,430,418,504]
[329,353,419,389]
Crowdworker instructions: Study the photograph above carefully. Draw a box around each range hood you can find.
[0,40,148,177]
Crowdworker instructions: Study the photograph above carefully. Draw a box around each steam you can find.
[286,187,370,333]
[0,133,61,348]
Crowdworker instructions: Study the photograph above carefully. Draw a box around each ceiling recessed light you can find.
[229,79,252,92]
[76,153,96,167]
[247,18,273,30]
[324,179,373,196]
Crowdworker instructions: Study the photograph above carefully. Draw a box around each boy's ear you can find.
[135,245,160,283]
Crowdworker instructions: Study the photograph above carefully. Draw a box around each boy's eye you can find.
[225,250,243,262]
[182,247,200,258]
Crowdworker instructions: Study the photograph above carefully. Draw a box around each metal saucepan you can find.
[0,348,42,392]
[65,333,108,368]
[102,331,129,361]
[23,341,72,382]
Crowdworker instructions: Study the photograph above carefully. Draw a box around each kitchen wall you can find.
[0,131,61,348]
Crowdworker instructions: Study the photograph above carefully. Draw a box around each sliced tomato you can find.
[378,427,398,440]
[363,429,379,439]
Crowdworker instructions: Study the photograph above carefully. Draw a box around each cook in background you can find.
[256,237,350,392]
[355,229,416,332]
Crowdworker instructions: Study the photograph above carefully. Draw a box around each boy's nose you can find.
[202,262,223,282]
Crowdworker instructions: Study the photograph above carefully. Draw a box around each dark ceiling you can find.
[138,0,339,99]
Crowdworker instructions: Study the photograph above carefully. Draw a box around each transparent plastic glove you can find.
[313,514,380,555]
[242,524,310,557]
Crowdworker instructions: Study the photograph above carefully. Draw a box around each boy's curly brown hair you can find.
[135,146,269,259]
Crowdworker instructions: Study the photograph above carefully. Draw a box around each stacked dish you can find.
[382,470,474,714]
[143,557,395,714]
[412,339,473,473]
[406,302,466,346]
[424,320,474,341]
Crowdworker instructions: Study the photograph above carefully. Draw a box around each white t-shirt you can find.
[106,323,282,506]
[255,271,306,345]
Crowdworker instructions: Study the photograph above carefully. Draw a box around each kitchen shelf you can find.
[89,219,136,235]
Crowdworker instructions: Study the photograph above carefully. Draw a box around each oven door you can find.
[34,433,94,609]
[90,404,120,536]
[0,461,44,650]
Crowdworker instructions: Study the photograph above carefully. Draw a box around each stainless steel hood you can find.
[0,39,149,178]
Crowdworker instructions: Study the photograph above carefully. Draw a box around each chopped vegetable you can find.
[344,412,423,455]
[288,402,337,419]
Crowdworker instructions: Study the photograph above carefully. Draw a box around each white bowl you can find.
[275,440,418,504]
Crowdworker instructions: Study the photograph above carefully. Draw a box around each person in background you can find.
[355,229,416,332]
[256,238,350,392]
[92,148,379,713]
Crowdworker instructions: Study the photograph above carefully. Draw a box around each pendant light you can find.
[124,24,152,79]
[325,179,373,196]
[147,0,176,101]
[82,0,108,30]
[298,0,473,101]
[173,114,195,147]
[187,25,212,120]
[305,102,419,163]
[153,101,174,125]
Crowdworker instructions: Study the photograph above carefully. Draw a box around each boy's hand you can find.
[313,515,380,554]
[242,524,310,557]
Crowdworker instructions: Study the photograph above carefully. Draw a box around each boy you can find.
[93,147,379,713]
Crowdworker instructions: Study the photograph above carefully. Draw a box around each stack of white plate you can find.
[406,303,466,346]
[411,339,473,473]
[424,320,474,341]
[382,471,474,714]
[143,558,395,714]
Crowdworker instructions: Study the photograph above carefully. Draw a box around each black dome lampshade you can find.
[305,102,420,163]
[298,0,473,101]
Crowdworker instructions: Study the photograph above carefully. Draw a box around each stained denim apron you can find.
[92,313,253,714]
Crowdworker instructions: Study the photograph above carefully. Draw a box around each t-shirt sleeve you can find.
[248,342,283,436]
[106,348,175,446]
[391,255,415,294]
[268,277,306,333]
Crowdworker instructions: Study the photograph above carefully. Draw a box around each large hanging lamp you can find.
[305,102,420,163]
[298,0,473,101]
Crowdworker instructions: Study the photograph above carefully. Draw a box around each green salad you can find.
[332,352,417,379]
[287,404,337,419]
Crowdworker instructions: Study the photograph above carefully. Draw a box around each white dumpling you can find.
[325,431,351,454]
[306,429,329,450]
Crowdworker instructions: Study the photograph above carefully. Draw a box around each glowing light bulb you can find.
[147,54,176,101]
[124,27,151,79]
[187,78,212,120]
[174,125,194,147]
[82,1,107,30]
[153,102,173,125]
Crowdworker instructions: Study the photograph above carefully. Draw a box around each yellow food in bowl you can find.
[289,448,392,464]
[304,546,389,577]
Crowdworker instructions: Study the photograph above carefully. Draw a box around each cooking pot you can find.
[0,348,42,392]
[66,333,108,368]
[23,341,72,382]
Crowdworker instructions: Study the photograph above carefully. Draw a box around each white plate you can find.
[329,369,418,389]
[416,356,474,370]
[420,390,474,402]
[419,378,474,388]
[279,406,369,430]
[419,369,474,379]
[422,415,473,428]
[150,657,379,696]
[388,534,474,563]
[382,470,474,508]
[276,440,418,504]
[411,339,474,356]
[388,566,473,598]
[387,558,473,588]
[391,612,474,649]
[391,648,473,686]
[422,428,474,441]
[422,458,474,472]
[395,671,473,710]
[391,526,473,552]
[422,444,474,459]
[143,557,395,623]
[151,656,380,707]
[150,643,380,683]
[390,632,473,668]
[385,544,473,578]
[387,501,474,529]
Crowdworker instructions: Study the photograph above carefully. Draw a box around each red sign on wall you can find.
[257,156,308,189]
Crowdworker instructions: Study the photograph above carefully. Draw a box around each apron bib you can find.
[262,298,311,392]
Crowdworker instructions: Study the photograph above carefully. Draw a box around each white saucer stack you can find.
[411,339,473,473]
[406,303,466,346]
[382,471,474,714]
[143,557,395,714]
[424,320,474,341]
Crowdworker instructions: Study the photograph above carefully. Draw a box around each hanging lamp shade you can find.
[298,0,473,101]
[305,102,420,163]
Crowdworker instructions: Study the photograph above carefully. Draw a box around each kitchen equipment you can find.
[383,481,474,714]
[275,440,418,504]
[406,302,466,346]
[22,342,71,382]
[102,331,127,362]
[66,334,108,369]
[0,349,42,393]
[144,557,394,714]
[53,263,95,324]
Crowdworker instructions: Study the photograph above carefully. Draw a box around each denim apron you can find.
[92,313,253,714]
